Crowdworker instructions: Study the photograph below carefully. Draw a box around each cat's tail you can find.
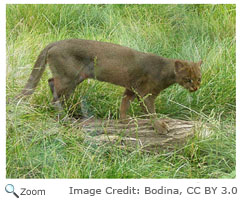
[19,43,55,97]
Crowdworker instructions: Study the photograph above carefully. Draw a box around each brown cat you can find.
[19,39,202,134]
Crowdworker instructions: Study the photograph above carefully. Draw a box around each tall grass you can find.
[6,4,236,178]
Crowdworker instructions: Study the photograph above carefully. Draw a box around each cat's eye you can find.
[184,78,193,83]
[198,78,201,82]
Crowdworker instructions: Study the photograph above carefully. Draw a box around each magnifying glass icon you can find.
[5,184,19,198]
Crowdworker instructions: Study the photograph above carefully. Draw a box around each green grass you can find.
[6,4,236,178]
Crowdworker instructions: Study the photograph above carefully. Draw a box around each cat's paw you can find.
[119,118,131,124]
[153,120,169,135]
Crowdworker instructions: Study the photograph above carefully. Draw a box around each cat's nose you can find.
[193,87,198,91]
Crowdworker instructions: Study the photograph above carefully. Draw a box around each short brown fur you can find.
[20,39,202,134]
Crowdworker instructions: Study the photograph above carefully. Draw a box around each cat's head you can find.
[174,60,202,92]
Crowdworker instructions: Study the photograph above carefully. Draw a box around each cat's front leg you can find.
[141,95,169,135]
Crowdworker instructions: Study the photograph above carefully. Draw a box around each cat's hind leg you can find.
[48,76,84,120]
[48,78,63,112]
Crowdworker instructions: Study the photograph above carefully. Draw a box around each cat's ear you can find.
[175,60,185,73]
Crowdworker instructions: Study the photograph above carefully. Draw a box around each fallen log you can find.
[79,117,210,152]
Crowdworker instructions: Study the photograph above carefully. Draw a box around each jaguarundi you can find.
[19,39,202,134]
